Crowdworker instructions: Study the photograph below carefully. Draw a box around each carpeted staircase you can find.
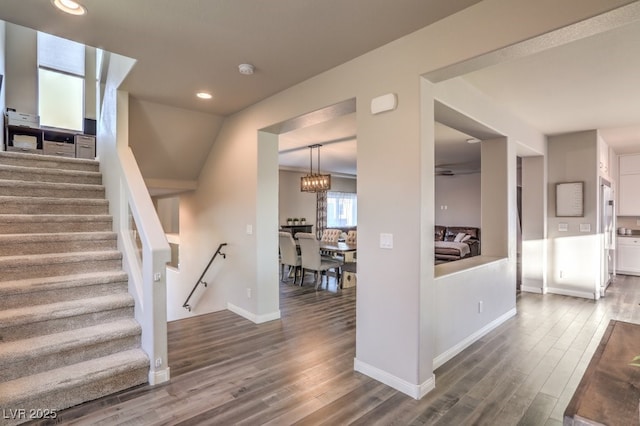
[0,152,149,424]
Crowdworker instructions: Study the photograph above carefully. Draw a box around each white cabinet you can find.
[75,135,96,159]
[617,237,640,275]
[619,174,640,215]
[618,154,640,216]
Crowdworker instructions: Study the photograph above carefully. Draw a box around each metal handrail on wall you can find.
[183,243,228,311]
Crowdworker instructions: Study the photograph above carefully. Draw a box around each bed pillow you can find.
[461,234,472,242]
[454,232,466,242]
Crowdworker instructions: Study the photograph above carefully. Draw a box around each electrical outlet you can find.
[153,272,162,282]
[246,288,252,298]
[560,270,563,279]
[478,301,483,313]
[155,357,162,368]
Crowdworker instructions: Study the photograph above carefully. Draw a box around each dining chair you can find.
[321,229,341,243]
[346,230,357,244]
[296,232,343,290]
[278,231,302,285]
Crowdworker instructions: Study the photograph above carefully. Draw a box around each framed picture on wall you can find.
[556,181,584,217]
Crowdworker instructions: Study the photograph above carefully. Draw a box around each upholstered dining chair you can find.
[346,230,357,245]
[320,229,341,243]
[278,231,301,285]
[296,232,343,290]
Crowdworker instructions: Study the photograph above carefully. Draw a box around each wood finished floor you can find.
[32,273,640,425]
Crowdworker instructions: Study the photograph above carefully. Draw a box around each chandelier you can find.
[300,144,331,192]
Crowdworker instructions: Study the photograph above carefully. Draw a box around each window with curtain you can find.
[37,32,85,131]
[326,191,357,227]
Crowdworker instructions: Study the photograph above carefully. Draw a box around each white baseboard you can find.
[149,367,170,385]
[546,287,597,300]
[521,285,543,294]
[433,308,517,370]
[353,358,435,400]
[227,302,281,324]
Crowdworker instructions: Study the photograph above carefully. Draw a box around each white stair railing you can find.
[98,53,171,385]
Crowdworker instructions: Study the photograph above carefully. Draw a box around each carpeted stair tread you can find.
[0,270,128,297]
[0,196,109,215]
[0,214,111,222]
[0,231,117,256]
[0,163,102,184]
[0,349,149,410]
[0,318,141,375]
[0,179,105,199]
[0,250,121,269]
[0,231,116,244]
[0,293,134,330]
[0,214,113,234]
[0,151,99,172]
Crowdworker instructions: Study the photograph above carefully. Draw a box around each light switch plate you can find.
[380,233,393,249]
[246,224,253,235]
[580,223,591,232]
[558,223,568,232]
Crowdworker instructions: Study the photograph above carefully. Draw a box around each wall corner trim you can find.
[353,358,434,400]
[227,302,281,324]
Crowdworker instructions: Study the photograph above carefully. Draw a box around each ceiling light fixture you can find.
[196,92,213,100]
[466,138,481,144]
[51,0,87,15]
[238,63,255,75]
[301,144,331,193]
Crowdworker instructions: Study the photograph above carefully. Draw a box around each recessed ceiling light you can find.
[51,0,87,15]
[196,92,213,100]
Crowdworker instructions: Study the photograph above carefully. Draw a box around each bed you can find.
[434,226,480,261]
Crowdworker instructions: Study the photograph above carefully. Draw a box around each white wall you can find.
[547,131,600,299]
[434,173,481,227]
[129,98,224,181]
[434,259,515,367]
[155,197,179,234]
[5,23,37,115]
